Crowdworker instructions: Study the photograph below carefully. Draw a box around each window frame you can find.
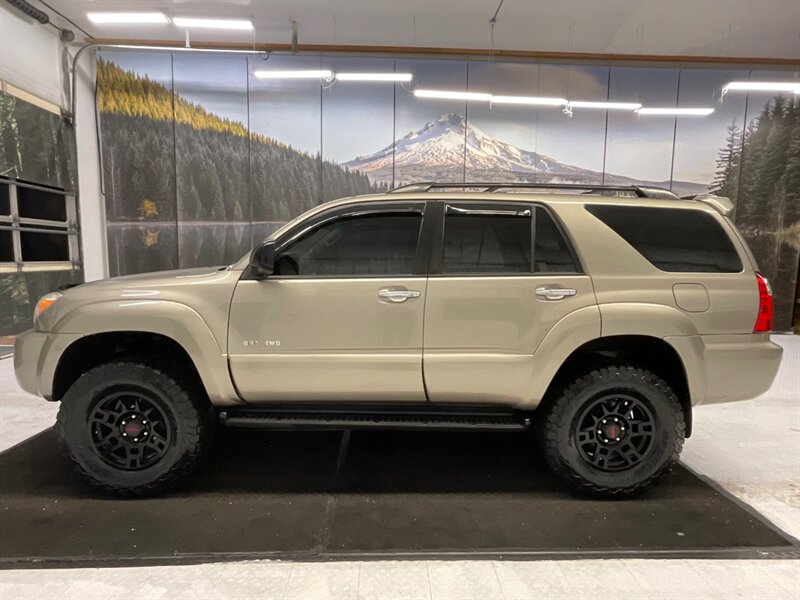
[428,200,584,277]
[0,179,81,273]
[266,200,430,280]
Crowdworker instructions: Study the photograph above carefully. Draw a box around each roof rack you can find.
[388,182,680,200]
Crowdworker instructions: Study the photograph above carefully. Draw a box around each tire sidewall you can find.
[59,363,200,491]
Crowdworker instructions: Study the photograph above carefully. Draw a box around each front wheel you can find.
[541,364,685,497]
[57,361,212,497]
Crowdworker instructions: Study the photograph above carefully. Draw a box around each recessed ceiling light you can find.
[637,107,715,116]
[87,12,169,24]
[253,70,333,79]
[723,81,800,94]
[413,90,492,101]
[491,95,566,106]
[335,73,413,82]
[172,17,253,30]
[567,101,643,110]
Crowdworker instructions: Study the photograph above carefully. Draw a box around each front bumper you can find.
[666,333,783,406]
[14,329,82,400]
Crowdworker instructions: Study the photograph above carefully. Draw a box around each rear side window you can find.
[586,205,742,273]
[441,205,578,274]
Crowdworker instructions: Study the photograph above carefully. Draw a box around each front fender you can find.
[52,300,239,405]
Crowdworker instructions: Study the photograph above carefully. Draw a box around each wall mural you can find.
[97,52,799,329]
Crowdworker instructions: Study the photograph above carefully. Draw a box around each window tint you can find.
[586,205,742,273]
[443,212,531,274]
[275,212,422,276]
[534,208,579,273]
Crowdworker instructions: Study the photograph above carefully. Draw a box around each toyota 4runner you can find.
[14,182,783,497]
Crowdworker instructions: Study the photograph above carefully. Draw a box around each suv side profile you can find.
[14,183,783,497]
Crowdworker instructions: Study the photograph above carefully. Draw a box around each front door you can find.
[423,202,596,405]
[229,202,428,402]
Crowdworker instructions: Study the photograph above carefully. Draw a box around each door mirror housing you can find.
[249,242,275,279]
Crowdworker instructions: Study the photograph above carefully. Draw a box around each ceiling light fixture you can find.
[491,95,566,106]
[335,73,413,82]
[637,107,715,116]
[172,17,253,30]
[567,101,643,110]
[722,81,800,94]
[253,70,333,79]
[87,12,169,24]
[413,89,492,101]
[105,44,264,54]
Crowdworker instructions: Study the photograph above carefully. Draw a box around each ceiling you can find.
[42,0,800,60]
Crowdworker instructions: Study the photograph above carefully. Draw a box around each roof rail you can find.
[388,181,680,200]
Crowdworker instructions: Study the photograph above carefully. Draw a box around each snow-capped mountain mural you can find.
[344,113,707,194]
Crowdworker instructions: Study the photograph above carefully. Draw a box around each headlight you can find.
[34,292,63,320]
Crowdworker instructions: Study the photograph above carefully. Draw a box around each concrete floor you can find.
[1,336,798,599]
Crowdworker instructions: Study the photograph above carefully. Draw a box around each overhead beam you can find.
[85,38,800,68]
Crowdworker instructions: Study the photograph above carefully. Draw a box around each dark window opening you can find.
[0,184,10,216]
[17,187,68,222]
[275,212,422,277]
[586,205,742,273]
[0,229,13,262]
[20,231,70,262]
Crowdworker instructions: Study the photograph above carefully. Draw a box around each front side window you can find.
[274,211,422,277]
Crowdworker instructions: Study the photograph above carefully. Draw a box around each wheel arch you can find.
[538,334,693,437]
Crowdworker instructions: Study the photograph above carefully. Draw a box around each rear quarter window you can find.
[585,205,743,273]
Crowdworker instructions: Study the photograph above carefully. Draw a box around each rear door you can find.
[422,201,596,404]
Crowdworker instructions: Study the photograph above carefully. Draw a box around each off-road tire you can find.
[57,360,213,497]
[541,364,685,498]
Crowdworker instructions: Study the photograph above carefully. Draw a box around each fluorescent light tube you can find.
[105,45,264,54]
[491,95,566,106]
[414,90,492,101]
[335,73,413,82]
[723,81,800,93]
[567,101,642,110]
[637,107,715,116]
[88,12,169,24]
[253,70,333,79]
[172,17,253,30]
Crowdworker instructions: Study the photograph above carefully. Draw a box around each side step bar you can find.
[218,405,531,432]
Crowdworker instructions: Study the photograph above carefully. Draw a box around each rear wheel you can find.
[541,364,685,497]
[57,360,212,497]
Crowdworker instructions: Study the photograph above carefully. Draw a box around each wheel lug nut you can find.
[122,433,127,437]
[133,438,139,442]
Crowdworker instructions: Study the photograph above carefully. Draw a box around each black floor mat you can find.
[0,428,795,567]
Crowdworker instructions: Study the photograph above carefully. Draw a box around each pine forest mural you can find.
[96,52,799,329]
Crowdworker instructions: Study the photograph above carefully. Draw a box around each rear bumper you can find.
[666,333,783,406]
[14,329,82,400]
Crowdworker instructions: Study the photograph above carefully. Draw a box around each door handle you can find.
[535,287,577,300]
[378,289,421,303]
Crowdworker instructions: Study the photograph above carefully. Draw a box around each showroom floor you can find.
[1,336,798,599]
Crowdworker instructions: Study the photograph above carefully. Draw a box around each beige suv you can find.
[14,183,783,497]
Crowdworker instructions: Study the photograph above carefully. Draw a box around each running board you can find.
[218,405,531,432]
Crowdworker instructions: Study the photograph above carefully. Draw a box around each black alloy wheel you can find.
[574,392,656,472]
[88,390,173,471]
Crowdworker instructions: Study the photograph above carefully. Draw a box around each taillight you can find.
[753,272,773,333]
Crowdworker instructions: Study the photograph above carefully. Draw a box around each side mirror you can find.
[250,242,275,279]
